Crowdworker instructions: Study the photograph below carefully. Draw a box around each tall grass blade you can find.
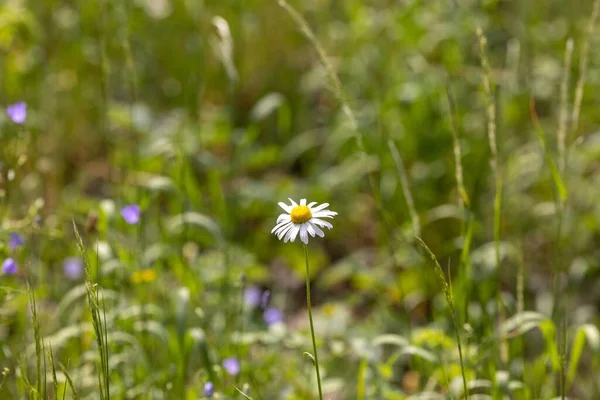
[47,346,58,400]
[529,100,568,203]
[388,139,420,238]
[570,0,600,137]
[27,282,46,400]
[415,237,469,399]
[60,363,79,400]
[530,100,569,399]
[475,27,502,307]
[72,221,110,400]
[445,87,469,209]
[557,38,573,174]
[476,27,504,392]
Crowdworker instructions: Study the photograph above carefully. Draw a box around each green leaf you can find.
[166,212,222,242]
[530,100,568,202]
[500,311,550,336]
[303,352,316,366]
[234,387,255,400]
[567,324,600,387]
[372,334,409,348]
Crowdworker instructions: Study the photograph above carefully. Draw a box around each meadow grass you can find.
[1,1,600,399]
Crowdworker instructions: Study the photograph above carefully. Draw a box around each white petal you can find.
[300,199,307,205]
[306,223,316,237]
[285,226,299,243]
[271,222,284,234]
[283,226,294,242]
[311,218,333,229]
[299,225,309,244]
[308,202,317,208]
[288,198,299,207]
[312,210,337,219]
[271,220,291,233]
[289,226,300,242]
[277,213,291,223]
[277,223,294,239]
[278,202,292,213]
[309,221,324,237]
[311,203,329,212]
[277,220,293,233]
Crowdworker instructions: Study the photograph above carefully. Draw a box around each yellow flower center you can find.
[290,205,312,224]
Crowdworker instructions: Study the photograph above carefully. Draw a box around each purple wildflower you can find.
[8,232,25,250]
[204,381,214,397]
[244,285,262,308]
[6,102,27,124]
[222,357,240,376]
[2,258,17,275]
[263,307,284,326]
[63,257,84,280]
[121,204,140,224]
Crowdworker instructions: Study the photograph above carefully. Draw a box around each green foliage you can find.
[1,0,600,399]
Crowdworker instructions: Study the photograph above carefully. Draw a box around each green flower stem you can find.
[304,243,324,400]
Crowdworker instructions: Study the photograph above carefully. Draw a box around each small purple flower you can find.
[263,307,284,326]
[260,290,271,308]
[8,232,25,250]
[121,204,140,224]
[63,257,83,280]
[6,102,27,124]
[222,357,240,376]
[2,258,17,275]
[204,381,214,397]
[244,285,262,308]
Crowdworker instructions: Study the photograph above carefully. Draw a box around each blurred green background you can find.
[1,0,600,398]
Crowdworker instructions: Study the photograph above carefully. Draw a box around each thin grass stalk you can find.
[27,282,46,400]
[517,249,524,315]
[557,39,574,174]
[557,9,600,394]
[19,353,32,397]
[416,237,468,399]
[47,346,58,400]
[555,203,567,400]
[303,244,323,400]
[505,38,520,93]
[554,43,574,386]
[475,28,501,299]
[60,363,78,400]
[530,101,570,398]
[387,139,420,238]
[476,28,504,392]
[97,0,110,194]
[101,290,110,395]
[277,1,355,132]
[553,6,600,395]
[446,87,474,326]
[73,222,110,399]
[445,87,469,211]
[278,0,396,257]
[570,0,600,137]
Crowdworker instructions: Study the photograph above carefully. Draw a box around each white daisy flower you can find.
[271,198,337,245]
